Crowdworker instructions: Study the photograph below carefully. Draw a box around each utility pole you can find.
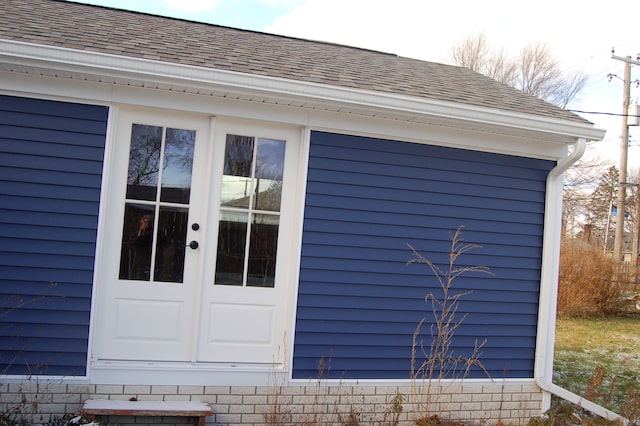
[612,50,640,262]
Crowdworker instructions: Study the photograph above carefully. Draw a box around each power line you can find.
[569,109,639,118]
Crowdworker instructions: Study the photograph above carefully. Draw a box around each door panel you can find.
[96,109,209,362]
[197,286,282,363]
[196,121,299,364]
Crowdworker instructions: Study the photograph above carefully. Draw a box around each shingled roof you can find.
[0,0,588,125]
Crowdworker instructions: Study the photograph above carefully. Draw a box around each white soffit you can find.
[0,39,605,143]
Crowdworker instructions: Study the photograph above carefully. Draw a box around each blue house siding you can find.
[293,131,555,380]
[0,95,108,376]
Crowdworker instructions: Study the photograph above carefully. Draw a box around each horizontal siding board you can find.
[0,165,103,188]
[304,201,544,227]
[293,131,553,380]
[0,95,107,376]
[0,289,92,311]
[1,281,92,298]
[300,265,541,283]
[0,152,103,175]
[0,337,90,352]
[295,320,537,338]
[307,146,549,180]
[310,138,551,178]
[307,164,547,198]
[292,359,534,380]
[297,307,538,326]
[302,218,543,241]
[0,249,96,270]
[0,136,106,160]
[0,125,107,147]
[0,110,107,134]
[295,294,540,315]
[0,364,87,376]
[293,333,535,349]
[314,132,552,169]
[0,265,97,284]
[297,282,540,304]
[299,244,544,268]
[297,258,542,280]
[0,209,100,229]
[0,223,101,243]
[0,323,89,338]
[302,229,543,251]
[0,309,90,325]
[0,237,97,257]
[0,177,103,202]
[305,182,545,214]
[298,272,541,293]
[0,194,99,216]
[0,95,108,121]
[306,170,545,203]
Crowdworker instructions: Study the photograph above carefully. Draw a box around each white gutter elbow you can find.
[536,138,626,424]
[549,138,586,178]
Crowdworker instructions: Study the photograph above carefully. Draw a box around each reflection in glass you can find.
[126,125,162,201]
[223,135,254,176]
[160,128,195,204]
[254,138,285,212]
[247,214,279,287]
[214,133,286,287]
[221,175,252,209]
[120,123,197,283]
[215,211,248,286]
[221,135,254,207]
[154,207,189,283]
[119,204,155,280]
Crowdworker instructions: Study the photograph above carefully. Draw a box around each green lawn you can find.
[554,316,640,413]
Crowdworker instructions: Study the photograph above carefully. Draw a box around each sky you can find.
[67,0,640,170]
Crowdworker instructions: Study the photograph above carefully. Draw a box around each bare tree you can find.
[448,31,491,72]
[485,47,518,86]
[448,33,587,108]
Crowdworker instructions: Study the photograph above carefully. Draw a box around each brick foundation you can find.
[0,381,543,425]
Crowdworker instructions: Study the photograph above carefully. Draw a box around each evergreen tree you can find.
[586,165,618,240]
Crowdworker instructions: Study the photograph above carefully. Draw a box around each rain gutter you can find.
[0,39,606,142]
[537,138,626,423]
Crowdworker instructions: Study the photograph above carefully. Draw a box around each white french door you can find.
[94,108,299,367]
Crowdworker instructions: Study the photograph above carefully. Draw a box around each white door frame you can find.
[89,106,305,384]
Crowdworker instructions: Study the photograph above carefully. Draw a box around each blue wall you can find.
[293,131,555,380]
[0,95,107,376]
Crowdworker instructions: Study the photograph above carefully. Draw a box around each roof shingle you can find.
[0,0,589,124]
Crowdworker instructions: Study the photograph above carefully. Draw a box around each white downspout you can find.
[536,138,625,423]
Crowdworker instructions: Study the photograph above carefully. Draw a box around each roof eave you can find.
[0,39,606,143]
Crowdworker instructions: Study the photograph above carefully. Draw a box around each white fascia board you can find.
[0,39,605,142]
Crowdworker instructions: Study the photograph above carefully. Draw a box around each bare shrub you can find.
[408,226,492,419]
[558,239,625,317]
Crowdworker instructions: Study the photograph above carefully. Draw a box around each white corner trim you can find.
[0,39,605,142]
[537,139,626,423]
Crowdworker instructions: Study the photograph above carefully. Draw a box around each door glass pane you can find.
[215,211,248,286]
[221,135,254,208]
[160,128,195,204]
[154,206,189,283]
[254,138,285,212]
[126,124,162,201]
[119,123,197,283]
[119,204,155,281]
[247,214,279,288]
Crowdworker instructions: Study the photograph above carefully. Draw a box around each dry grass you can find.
[557,239,626,317]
